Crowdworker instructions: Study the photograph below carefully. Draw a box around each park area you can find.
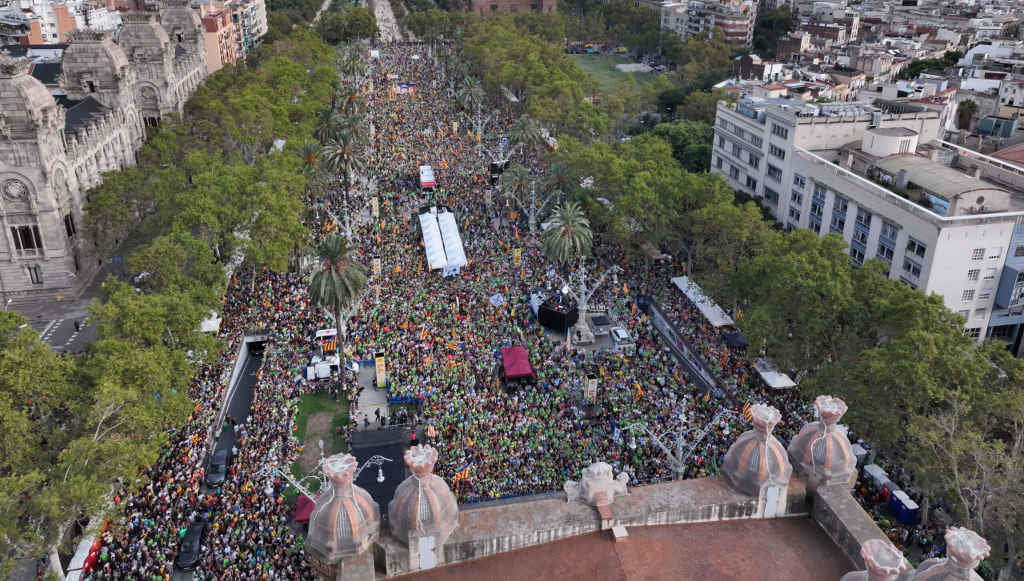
[290,393,350,487]
[571,53,658,93]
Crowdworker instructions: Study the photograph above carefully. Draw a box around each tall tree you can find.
[508,114,546,161]
[957,98,979,131]
[308,234,368,355]
[542,201,618,320]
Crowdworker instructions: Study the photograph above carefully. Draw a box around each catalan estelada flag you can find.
[452,464,471,483]
[742,401,752,422]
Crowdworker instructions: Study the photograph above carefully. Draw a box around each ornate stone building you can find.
[0,1,206,302]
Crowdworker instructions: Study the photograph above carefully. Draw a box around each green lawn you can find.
[571,54,658,94]
[288,393,350,500]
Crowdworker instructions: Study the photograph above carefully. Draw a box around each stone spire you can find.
[913,527,990,581]
[787,395,856,489]
[388,445,459,547]
[840,538,911,581]
[306,454,380,567]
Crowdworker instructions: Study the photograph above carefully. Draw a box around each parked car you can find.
[175,522,207,570]
[204,448,231,487]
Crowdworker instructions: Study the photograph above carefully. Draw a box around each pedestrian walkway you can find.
[354,362,389,431]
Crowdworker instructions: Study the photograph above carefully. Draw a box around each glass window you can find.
[746,176,758,190]
[906,237,927,258]
[27,264,42,284]
[853,229,868,245]
[10,225,42,252]
[877,244,894,262]
[749,156,759,169]
[856,208,872,228]
[833,196,848,215]
[830,215,846,234]
[793,174,806,188]
[961,289,975,302]
[769,144,786,159]
[733,144,742,157]
[988,247,1003,259]
[809,215,822,233]
[1014,244,1024,257]
[903,258,922,277]
[964,327,981,338]
[881,220,899,241]
[771,124,789,139]
[850,246,865,265]
[788,207,800,221]
[791,191,803,205]
[967,269,980,281]
[749,135,763,147]
[766,164,783,182]
[984,267,997,280]
[764,188,779,204]
[972,248,985,260]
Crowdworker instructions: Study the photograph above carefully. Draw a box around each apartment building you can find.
[200,3,237,74]
[686,0,755,46]
[224,0,266,57]
[712,97,1024,353]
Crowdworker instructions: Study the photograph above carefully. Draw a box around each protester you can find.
[90,42,918,579]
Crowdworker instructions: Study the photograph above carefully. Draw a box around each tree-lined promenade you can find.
[1,10,1022,580]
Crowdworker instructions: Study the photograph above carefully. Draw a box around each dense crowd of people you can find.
[86,42,925,578]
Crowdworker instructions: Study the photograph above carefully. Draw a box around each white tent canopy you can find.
[419,211,447,270]
[670,276,734,328]
[754,357,797,389]
[200,310,221,333]
[437,211,467,270]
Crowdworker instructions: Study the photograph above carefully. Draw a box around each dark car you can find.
[204,448,230,487]
[175,522,207,570]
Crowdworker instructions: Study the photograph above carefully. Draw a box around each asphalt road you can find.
[172,343,264,579]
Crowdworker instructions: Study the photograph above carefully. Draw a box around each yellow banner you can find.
[375,351,387,388]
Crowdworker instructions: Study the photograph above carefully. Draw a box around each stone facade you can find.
[0,2,206,302]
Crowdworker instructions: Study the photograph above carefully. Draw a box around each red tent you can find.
[500,345,535,380]
[295,494,317,523]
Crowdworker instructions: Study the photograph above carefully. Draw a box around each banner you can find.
[375,351,387,388]
[585,375,598,400]
[371,196,379,218]
[373,258,382,278]
[512,247,522,267]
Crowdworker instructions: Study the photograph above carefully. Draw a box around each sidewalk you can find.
[354,362,389,431]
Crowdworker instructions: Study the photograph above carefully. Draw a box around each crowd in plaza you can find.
[86,42,929,578]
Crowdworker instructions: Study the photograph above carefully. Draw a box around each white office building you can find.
[712,97,1024,353]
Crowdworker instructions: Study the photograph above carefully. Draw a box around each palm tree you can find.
[509,114,546,161]
[542,201,593,265]
[308,234,367,357]
[321,129,366,238]
[542,201,617,323]
[544,162,573,197]
[300,141,321,176]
